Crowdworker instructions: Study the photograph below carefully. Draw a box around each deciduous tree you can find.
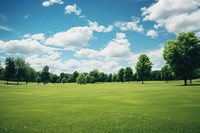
[135,54,153,84]
[4,57,15,84]
[163,32,200,85]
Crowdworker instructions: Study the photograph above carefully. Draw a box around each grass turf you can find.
[0,80,200,133]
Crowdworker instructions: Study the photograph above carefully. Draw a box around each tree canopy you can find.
[163,32,200,85]
[136,54,153,84]
[4,57,15,84]
[41,65,50,85]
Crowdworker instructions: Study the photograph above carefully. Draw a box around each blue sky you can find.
[0,0,199,74]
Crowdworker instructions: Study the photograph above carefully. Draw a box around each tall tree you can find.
[14,58,26,84]
[99,72,106,82]
[4,57,15,84]
[135,54,153,84]
[41,65,50,85]
[72,71,79,82]
[124,67,133,83]
[112,74,118,82]
[106,73,112,82]
[163,32,200,85]
[89,69,100,83]
[117,68,125,82]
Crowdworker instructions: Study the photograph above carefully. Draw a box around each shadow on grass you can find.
[176,84,200,87]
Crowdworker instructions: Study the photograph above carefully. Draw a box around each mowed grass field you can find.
[0,80,200,133]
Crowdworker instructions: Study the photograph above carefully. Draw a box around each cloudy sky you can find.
[0,0,200,74]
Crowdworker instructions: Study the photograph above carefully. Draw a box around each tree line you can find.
[0,32,200,85]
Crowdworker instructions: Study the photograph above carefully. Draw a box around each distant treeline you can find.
[0,57,199,85]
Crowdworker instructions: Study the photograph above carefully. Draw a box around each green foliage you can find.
[99,72,106,82]
[76,73,87,85]
[150,70,161,81]
[163,32,200,85]
[4,57,15,84]
[89,69,100,83]
[85,74,91,83]
[72,71,79,82]
[36,76,41,83]
[124,67,133,82]
[41,65,50,85]
[161,64,174,83]
[136,54,153,84]
[112,74,118,82]
[61,77,67,84]
[117,68,125,82]
[14,57,26,84]
[50,74,58,83]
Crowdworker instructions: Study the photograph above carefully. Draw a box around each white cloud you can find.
[23,33,46,42]
[75,48,99,58]
[0,25,12,32]
[100,33,132,58]
[0,39,55,56]
[65,4,81,15]
[45,26,93,50]
[26,54,122,74]
[146,30,158,38]
[88,21,113,32]
[42,0,64,7]
[142,0,200,34]
[115,16,144,32]
[74,32,132,59]
[75,32,165,72]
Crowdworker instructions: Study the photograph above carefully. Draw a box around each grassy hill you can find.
[0,80,200,133]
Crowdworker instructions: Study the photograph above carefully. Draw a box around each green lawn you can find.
[0,80,200,133]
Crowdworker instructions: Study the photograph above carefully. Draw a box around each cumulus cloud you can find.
[42,0,64,7]
[75,32,132,59]
[0,39,55,56]
[88,21,113,33]
[100,33,132,58]
[75,32,165,71]
[65,4,81,15]
[45,26,93,50]
[142,0,200,34]
[26,54,121,74]
[115,16,144,32]
[146,30,158,38]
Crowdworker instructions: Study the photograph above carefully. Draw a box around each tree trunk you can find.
[190,79,192,84]
[184,79,187,86]
[7,80,8,84]
[142,80,144,84]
